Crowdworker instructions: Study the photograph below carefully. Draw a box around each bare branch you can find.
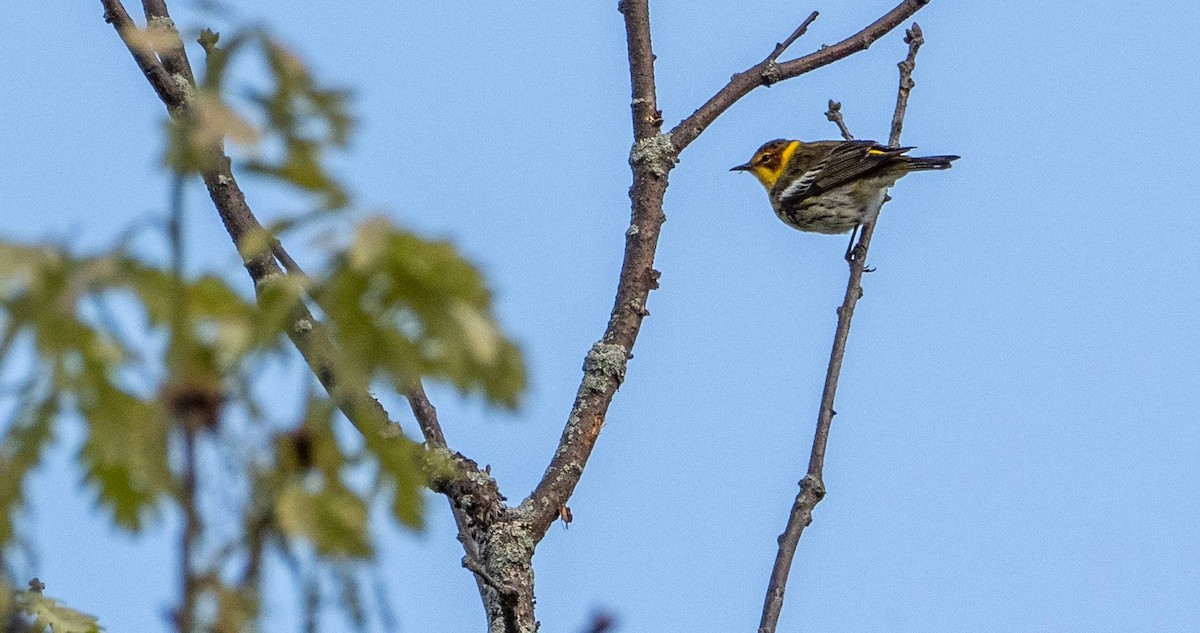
[521,0,664,537]
[889,23,924,146]
[141,0,197,87]
[619,0,663,139]
[766,11,820,65]
[670,0,932,152]
[824,99,855,141]
[100,0,186,107]
[757,23,928,633]
[522,1,934,540]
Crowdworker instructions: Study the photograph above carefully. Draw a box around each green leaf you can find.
[78,384,171,531]
[315,217,526,408]
[0,396,57,545]
[275,480,372,559]
[367,434,425,529]
[13,582,103,633]
[213,582,257,633]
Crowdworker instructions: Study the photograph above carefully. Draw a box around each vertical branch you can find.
[522,0,674,538]
[164,170,202,633]
[177,420,201,633]
[619,0,663,141]
[889,24,924,147]
[757,23,927,633]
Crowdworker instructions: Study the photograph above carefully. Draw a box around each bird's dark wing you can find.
[775,140,911,205]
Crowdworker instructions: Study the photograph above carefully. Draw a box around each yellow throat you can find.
[751,140,800,190]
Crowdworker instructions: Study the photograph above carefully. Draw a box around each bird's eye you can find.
[758,153,774,164]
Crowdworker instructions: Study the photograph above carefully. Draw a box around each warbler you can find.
[731,139,958,234]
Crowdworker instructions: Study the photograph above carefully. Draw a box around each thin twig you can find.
[766,11,820,64]
[462,556,517,598]
[669,0,932,152]
[889,24,924,147]
[176,423,202,633]
[100,0,186,106]
[825,100,855,141]
[141,0,197,87]
[164,168,201,633]
[462,556,520,633]
[757,23,927,633]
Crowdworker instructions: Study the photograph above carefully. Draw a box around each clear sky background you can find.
[2,1,1199,632]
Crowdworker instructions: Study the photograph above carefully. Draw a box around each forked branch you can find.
[670,0,932,152]
[98,0,500,619]
[757,22,929,633]
[522,0,934,541]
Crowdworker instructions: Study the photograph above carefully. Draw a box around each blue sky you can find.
[2,1,1199,632]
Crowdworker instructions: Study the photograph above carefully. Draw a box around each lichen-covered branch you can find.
[521,0,666,538]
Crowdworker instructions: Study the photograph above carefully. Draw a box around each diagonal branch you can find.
[757,22,928,633]
[141,0,197,87]
[669,0,932,152]
[100,2,510,620]
[766,11,821,65]
[101,0,186,107]
[825,100,855,141]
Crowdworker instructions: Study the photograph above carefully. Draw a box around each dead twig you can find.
[825,99,855,141]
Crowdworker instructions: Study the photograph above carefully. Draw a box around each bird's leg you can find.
[844,224,875,272]
[843,224,861,263]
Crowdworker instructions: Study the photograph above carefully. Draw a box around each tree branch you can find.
[889,24,924,147]
[101,0,187,107]
[141,0,196,87]
[757,23,928,633]
[619,0,663,140]
[766,12,821,65]
[522,0,933,540]
[669,0,932,152]
[98,2,503,616]
[824,100,855,141]
[521,0,672,538]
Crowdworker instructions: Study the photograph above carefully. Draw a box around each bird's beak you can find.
[729,162,752,172]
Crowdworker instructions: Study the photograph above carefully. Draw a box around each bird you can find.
[730,139,958,236]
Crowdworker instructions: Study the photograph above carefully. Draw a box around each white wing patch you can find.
[778,162,825,202]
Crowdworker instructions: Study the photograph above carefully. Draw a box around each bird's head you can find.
[730,139,800,189]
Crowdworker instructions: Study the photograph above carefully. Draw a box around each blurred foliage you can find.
[4,579,103,632]
[174,28,352,209]
[0,10,527,633]
[317,217,526,409]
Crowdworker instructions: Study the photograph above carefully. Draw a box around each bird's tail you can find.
[905,154,960,170]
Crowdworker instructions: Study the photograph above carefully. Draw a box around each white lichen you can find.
[628,133,677,178]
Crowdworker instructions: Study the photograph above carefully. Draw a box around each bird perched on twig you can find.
[731,139,958,235]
